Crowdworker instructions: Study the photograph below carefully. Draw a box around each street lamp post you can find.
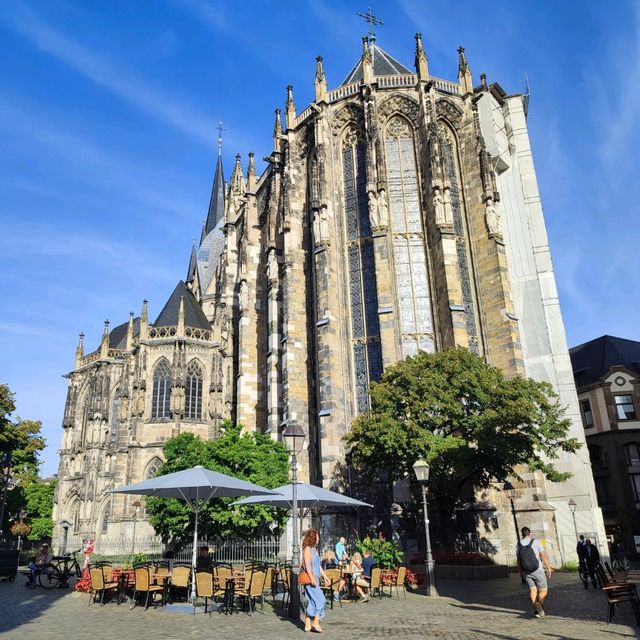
[283,421,306,619]
[0,454,13,538]
[503,482,519,538]
[568,498,578,539]
[131,500,141,555]
[413,457,438,597]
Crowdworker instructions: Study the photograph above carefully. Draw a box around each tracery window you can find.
[440,125,480,352]
[151,358,172,420]
[184,360,203,420]
[342,124,383,413]
[146,456,163,479]
[384,115,435,357]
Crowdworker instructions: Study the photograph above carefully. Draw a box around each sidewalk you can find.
[0,571,637,639]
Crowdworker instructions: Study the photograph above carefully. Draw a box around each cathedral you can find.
[52,31,606,563]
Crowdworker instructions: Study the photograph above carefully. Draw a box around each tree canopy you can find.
[345,348,579,512]
[146,422,290,544]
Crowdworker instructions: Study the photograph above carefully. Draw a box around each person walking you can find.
[516,527,553,618]
[584,539,600,588]
[301,528,330,633]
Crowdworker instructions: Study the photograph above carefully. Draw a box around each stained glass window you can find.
[441,130,479,352]
[151,358,172,420]
[385,116,435,357]
[342,127,383,413]
[184,360,203,420]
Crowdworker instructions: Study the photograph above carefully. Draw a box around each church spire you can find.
[414,32,429,81]
[100,319,110,358]
[273,108,283,150]
[126,312,135,350]
[203,125,226,237]
[285,85,296,129]
[74,332,84,368]
[186,239,197,282]
[230,153,245,195]
[314,55,327,102]
[246,152,257,191]
[457,46,473,95]
[177,295,185,337]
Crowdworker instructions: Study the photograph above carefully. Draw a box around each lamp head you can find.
[283,421,305,455]
[503,481,515,498]
[568,498,577,513]
[412,457,430,484]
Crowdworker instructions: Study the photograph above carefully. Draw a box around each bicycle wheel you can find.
[39,565,61,590]
[578,566,589,589]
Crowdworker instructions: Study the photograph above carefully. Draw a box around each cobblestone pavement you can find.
[0,572,637,640]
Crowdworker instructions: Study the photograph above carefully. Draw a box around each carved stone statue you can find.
[239,280,249,311]
[313,209,321,243]
[368,190,379,228]
[133,387,145,417]
[319,206,329,242]
[118,394,129,422]
[443,186,454,225]
[170,385,185,417]
[432,188,445,225]
[267,248,278,282]
[377,189,389,228]
[208,387,217,419]
[485,197,501,236]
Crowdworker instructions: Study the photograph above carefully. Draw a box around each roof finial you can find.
[216,121,224,157]
[415,32,429,81]
[361,36,372,83]
[247,152,257,190]
[126,311,135,350]
[230,153,245,194]
[285,85,296,129]
[273,108,283,139]
[315,56,327,102]
[75,332,84,368]
[457,46,473,95]
[357,6,383,42]
[100,319,110,357]
[140,300,148,340]
[177,295,185,336]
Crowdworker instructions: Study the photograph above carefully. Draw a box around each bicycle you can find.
[39,551,82,589]
[578,558,589,589]
[612,554,630,573]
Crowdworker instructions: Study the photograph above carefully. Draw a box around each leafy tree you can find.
[146,422,290,544]
[23,479,56,541]
[345,348,579,514]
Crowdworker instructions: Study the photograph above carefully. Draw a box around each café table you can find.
[218,572,244,615]
[340,569,363,602]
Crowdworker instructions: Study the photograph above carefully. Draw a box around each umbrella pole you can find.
[191,501,199,610]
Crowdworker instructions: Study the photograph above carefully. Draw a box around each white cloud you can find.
[3,2,216,144]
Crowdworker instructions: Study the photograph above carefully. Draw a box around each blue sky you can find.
[1,0,639,476]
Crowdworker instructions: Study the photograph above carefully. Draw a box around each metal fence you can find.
[56,535,286,566]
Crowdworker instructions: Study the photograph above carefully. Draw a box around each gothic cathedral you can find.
[53,33,605,562]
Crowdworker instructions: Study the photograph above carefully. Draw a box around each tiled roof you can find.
[153,281,211,330]
[342,43,412,85]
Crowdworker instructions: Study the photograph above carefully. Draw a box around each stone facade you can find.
[53,33,605,563]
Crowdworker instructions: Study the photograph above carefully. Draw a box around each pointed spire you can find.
[186,239,198,282]
[126,312,135,350]
[414,32,429,81]
[230,153,245,195]
[177,295,185,336]
[75,332,84,368]
[100,319,110,358]
[203,138,226,236]
[140,299,148,340]
[361,36,372,84]
[314,55,327,103]
[285,85,296,129]
[273,108,283,150]
[246,152,257,190]
[457,46,473,95]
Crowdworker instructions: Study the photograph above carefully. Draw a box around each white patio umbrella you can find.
[112,465,277,604]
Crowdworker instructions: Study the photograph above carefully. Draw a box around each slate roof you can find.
[204,154,225,236]
[153,281,211,330]
[108,317,140,349]
[197,216,225,292]
[342,43,412,85]
[570,335,640,388]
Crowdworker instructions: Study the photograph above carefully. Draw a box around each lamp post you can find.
[503,482,519,539]
[413,457,438,597]
[0,453,13,538]
[131,500,141,555]
[283,421,306,619]
[568,498,578,539]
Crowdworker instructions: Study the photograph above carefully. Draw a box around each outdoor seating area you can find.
[83,557,414,617]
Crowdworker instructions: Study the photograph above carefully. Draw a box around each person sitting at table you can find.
[196,545,212,572]
[26,543,52,588]
[322,550,346,601]
[361,549,377,582]
[349,552,370,602]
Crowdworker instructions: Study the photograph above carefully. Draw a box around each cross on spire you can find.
[216,121,225,156]
[357,6,383,41]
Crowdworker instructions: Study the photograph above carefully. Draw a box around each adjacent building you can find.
[52,31,605,564]
[571,335,640,556]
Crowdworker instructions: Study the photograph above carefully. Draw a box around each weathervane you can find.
[357,6,383,41]
[216,121,225,156]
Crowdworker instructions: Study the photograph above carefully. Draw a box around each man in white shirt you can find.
[516,527,553,618]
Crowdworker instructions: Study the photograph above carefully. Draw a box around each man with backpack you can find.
[516,527,553,618]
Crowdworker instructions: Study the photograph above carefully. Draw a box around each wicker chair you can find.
[88,566,119,606]
[320,568,343,609]
[235,568,267,614]
[602,584,640,624]
[369,567,383,599]
[279,566,291,610]
[195,571,214,615]
[130,566,165,611]
[169,565,191,603]
[385,566,407,599]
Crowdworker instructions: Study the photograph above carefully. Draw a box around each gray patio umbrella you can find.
[112,465,277,604]
[232,482,372,516]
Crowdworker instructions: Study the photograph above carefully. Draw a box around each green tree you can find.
[146,422,290,544]
[345,348,579,514]
[23,479,56,541]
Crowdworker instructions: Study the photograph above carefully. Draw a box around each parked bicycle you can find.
[39,551,82,589]
[578,558,590,589]
[612,554,630,573]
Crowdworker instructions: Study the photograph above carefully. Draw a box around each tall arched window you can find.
[151,359,172,420]
[145,456,163,479]
[384,115,435,357]
[184,360,203,420]
[109,388,120,447]
[342,123,382,414]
